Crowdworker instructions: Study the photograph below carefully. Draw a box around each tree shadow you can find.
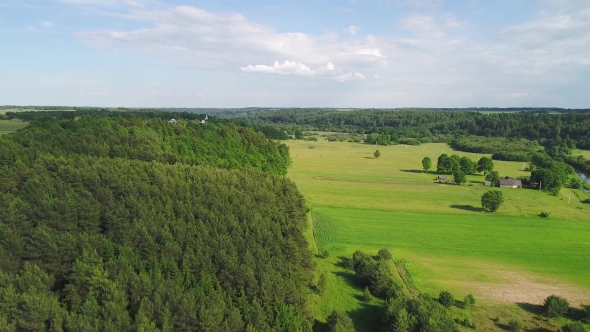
[450,205,484,212]
[364,157,375,159]
[312,319,328,332]
[348,302,382,332]
[400,169,426,174]
[528,328,553,332]
[517,302,544,315]
[334,271,358,288]
[335,256,352,269]
[494,322,511,330]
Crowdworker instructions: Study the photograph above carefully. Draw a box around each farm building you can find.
[436,176,449,182]
[9,118,23,123]
[499,179,522,188]
[484,181,492,187]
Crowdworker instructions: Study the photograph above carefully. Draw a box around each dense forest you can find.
[233,109,590,149]
[0,117,312,331]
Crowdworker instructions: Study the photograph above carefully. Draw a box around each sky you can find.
[0,0,589,108]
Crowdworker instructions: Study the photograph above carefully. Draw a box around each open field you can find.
[0,120,28,135]
[574,149,590,159]
[288,140,590,330]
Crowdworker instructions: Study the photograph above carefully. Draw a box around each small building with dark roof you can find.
[436,176,449,182]
[499,179,522,188]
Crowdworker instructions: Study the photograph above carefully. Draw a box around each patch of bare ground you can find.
[464,267,590,306]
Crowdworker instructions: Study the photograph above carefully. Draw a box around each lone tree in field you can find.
[422,156,432,173]
[477,157,494,175]
[437,154,451,173]
[439,291,455,308]
[374,150,381,159]
[543,295,569,318]
[481,190,504,212]
[453,170,467,185]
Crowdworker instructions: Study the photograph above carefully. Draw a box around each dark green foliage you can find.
[382,295,459,332]
[295,128,304,139]
[0,116,313,331]
[321,250,330,259]
[477,157,494,175]
[327,310,355,332]
[463,294,475,309]
[0,116,290,175]
[540,211,551,218]
[437,154,451,173]
[544,295,570,318]
[362,287,372,302]
[509,317,523,332]
[485,171,500,187]
[481,190,504,212]
[255,125,290,140]
[366,133,391,146]
[460,156,476,174]
[374,150,381,158]
[422,157,432,173]
[531,167,567,195]
[378,248,392,261]
[398,138,421,146]
[351,251,402,300]
[561,321,586,332]
[438,291,455,308]
[453,170,467,185]
[570,177,583,189]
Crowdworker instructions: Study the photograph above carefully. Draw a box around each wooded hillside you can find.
[0,117,311,331]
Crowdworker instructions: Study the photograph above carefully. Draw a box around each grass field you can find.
[0,120,28,135]
[288,140,590,331]
[574,149,590,160]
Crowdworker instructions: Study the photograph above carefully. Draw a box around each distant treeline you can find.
[0,116,312,331]
[233,109,590,149]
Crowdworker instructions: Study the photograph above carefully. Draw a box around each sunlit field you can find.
[0,120,28,135]
[289,139,590,331]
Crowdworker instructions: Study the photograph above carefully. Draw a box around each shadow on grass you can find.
[364,157,375,159]
[517,302,544,315]
[450,205,484,212]
[348,302,382,332]
[400,169,427,174]
[494,322,511,330]
[334,271,357,288]
[335,256,352,269]
[528,328,553,332]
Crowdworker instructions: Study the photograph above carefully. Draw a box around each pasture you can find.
[288,140,590,330]
[0,120,28,135]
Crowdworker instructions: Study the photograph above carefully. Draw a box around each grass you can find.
[573,149,590,160]
[0,120,28,135]
[287,140,590,330]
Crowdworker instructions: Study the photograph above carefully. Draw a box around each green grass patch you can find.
[0,120,28,135]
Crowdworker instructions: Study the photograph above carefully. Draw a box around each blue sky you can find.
[1,0,589,108]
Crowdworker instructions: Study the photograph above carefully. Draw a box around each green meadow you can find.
[289,139,590,330]
[0,120,28,135]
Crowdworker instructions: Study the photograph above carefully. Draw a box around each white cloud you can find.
[39,21,54,28]
[346,25,360,35]
[335,72,365,82]
[241,61,314,76]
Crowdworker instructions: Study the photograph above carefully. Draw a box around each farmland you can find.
[288,139,590,330]
[0,120,28,135]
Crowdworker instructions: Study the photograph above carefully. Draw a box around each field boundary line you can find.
[310,208,319,255]
[313,176,436,186]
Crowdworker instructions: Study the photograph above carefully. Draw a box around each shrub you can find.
[561,321,586,332]
[453,170,467,185]
[439,291,455,308]
[464,294,475,309]
[321,250,330,258]
[481,190,504,212]
[493,316,500,322]
[317,273,328,294]
[362,286,372,302]
[544,295,570,318]
[378,248,392,260]
[374,150,381,158]
[327,310,355,332]
[540,211,551,218]
[509,317,523,332]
